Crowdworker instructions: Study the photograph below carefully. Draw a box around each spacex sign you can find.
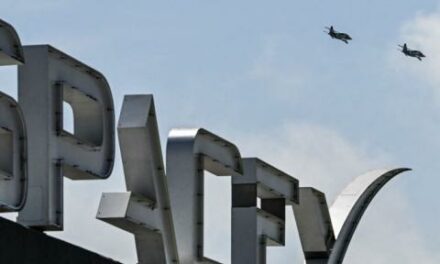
[0,18,409,264]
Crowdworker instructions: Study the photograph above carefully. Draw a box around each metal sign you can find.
[0,18,410,264]
[17,45,115,230]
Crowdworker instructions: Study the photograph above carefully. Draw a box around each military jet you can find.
[325,26,352,44]
[398,43,425,61]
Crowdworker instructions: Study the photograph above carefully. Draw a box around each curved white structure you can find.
[295,168,410,264]
[328,168,410,264]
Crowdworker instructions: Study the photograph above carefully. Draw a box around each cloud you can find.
[236,123,393,200]
[246,35,309,101]
[394,8,440,98]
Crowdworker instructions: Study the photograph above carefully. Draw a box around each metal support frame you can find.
[17,45,115,230]
[232,158,299,264]
[97,95,178,264]
[294,168,410,264]
[166,128,243,263]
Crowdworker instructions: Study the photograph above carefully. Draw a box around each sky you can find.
[1,0,440,263]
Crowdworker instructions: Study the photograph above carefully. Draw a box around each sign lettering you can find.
[0,18,410,264]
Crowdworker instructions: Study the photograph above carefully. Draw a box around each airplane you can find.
[324,26,352,44]
[398,43,425,61]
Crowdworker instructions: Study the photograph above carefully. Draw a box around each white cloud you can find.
[247,35,308,101]
[394,8,440,98]
[236,123,393,200]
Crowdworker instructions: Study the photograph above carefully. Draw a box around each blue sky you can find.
[1,1,440,263]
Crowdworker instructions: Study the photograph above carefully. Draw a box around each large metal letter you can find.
[293,188,335,263]
[0,18,27,212]
[167,128,242,263]
[231,158,299,264]
[294,168,410,264]
[17,45,115,230]
[97,95,178,264]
